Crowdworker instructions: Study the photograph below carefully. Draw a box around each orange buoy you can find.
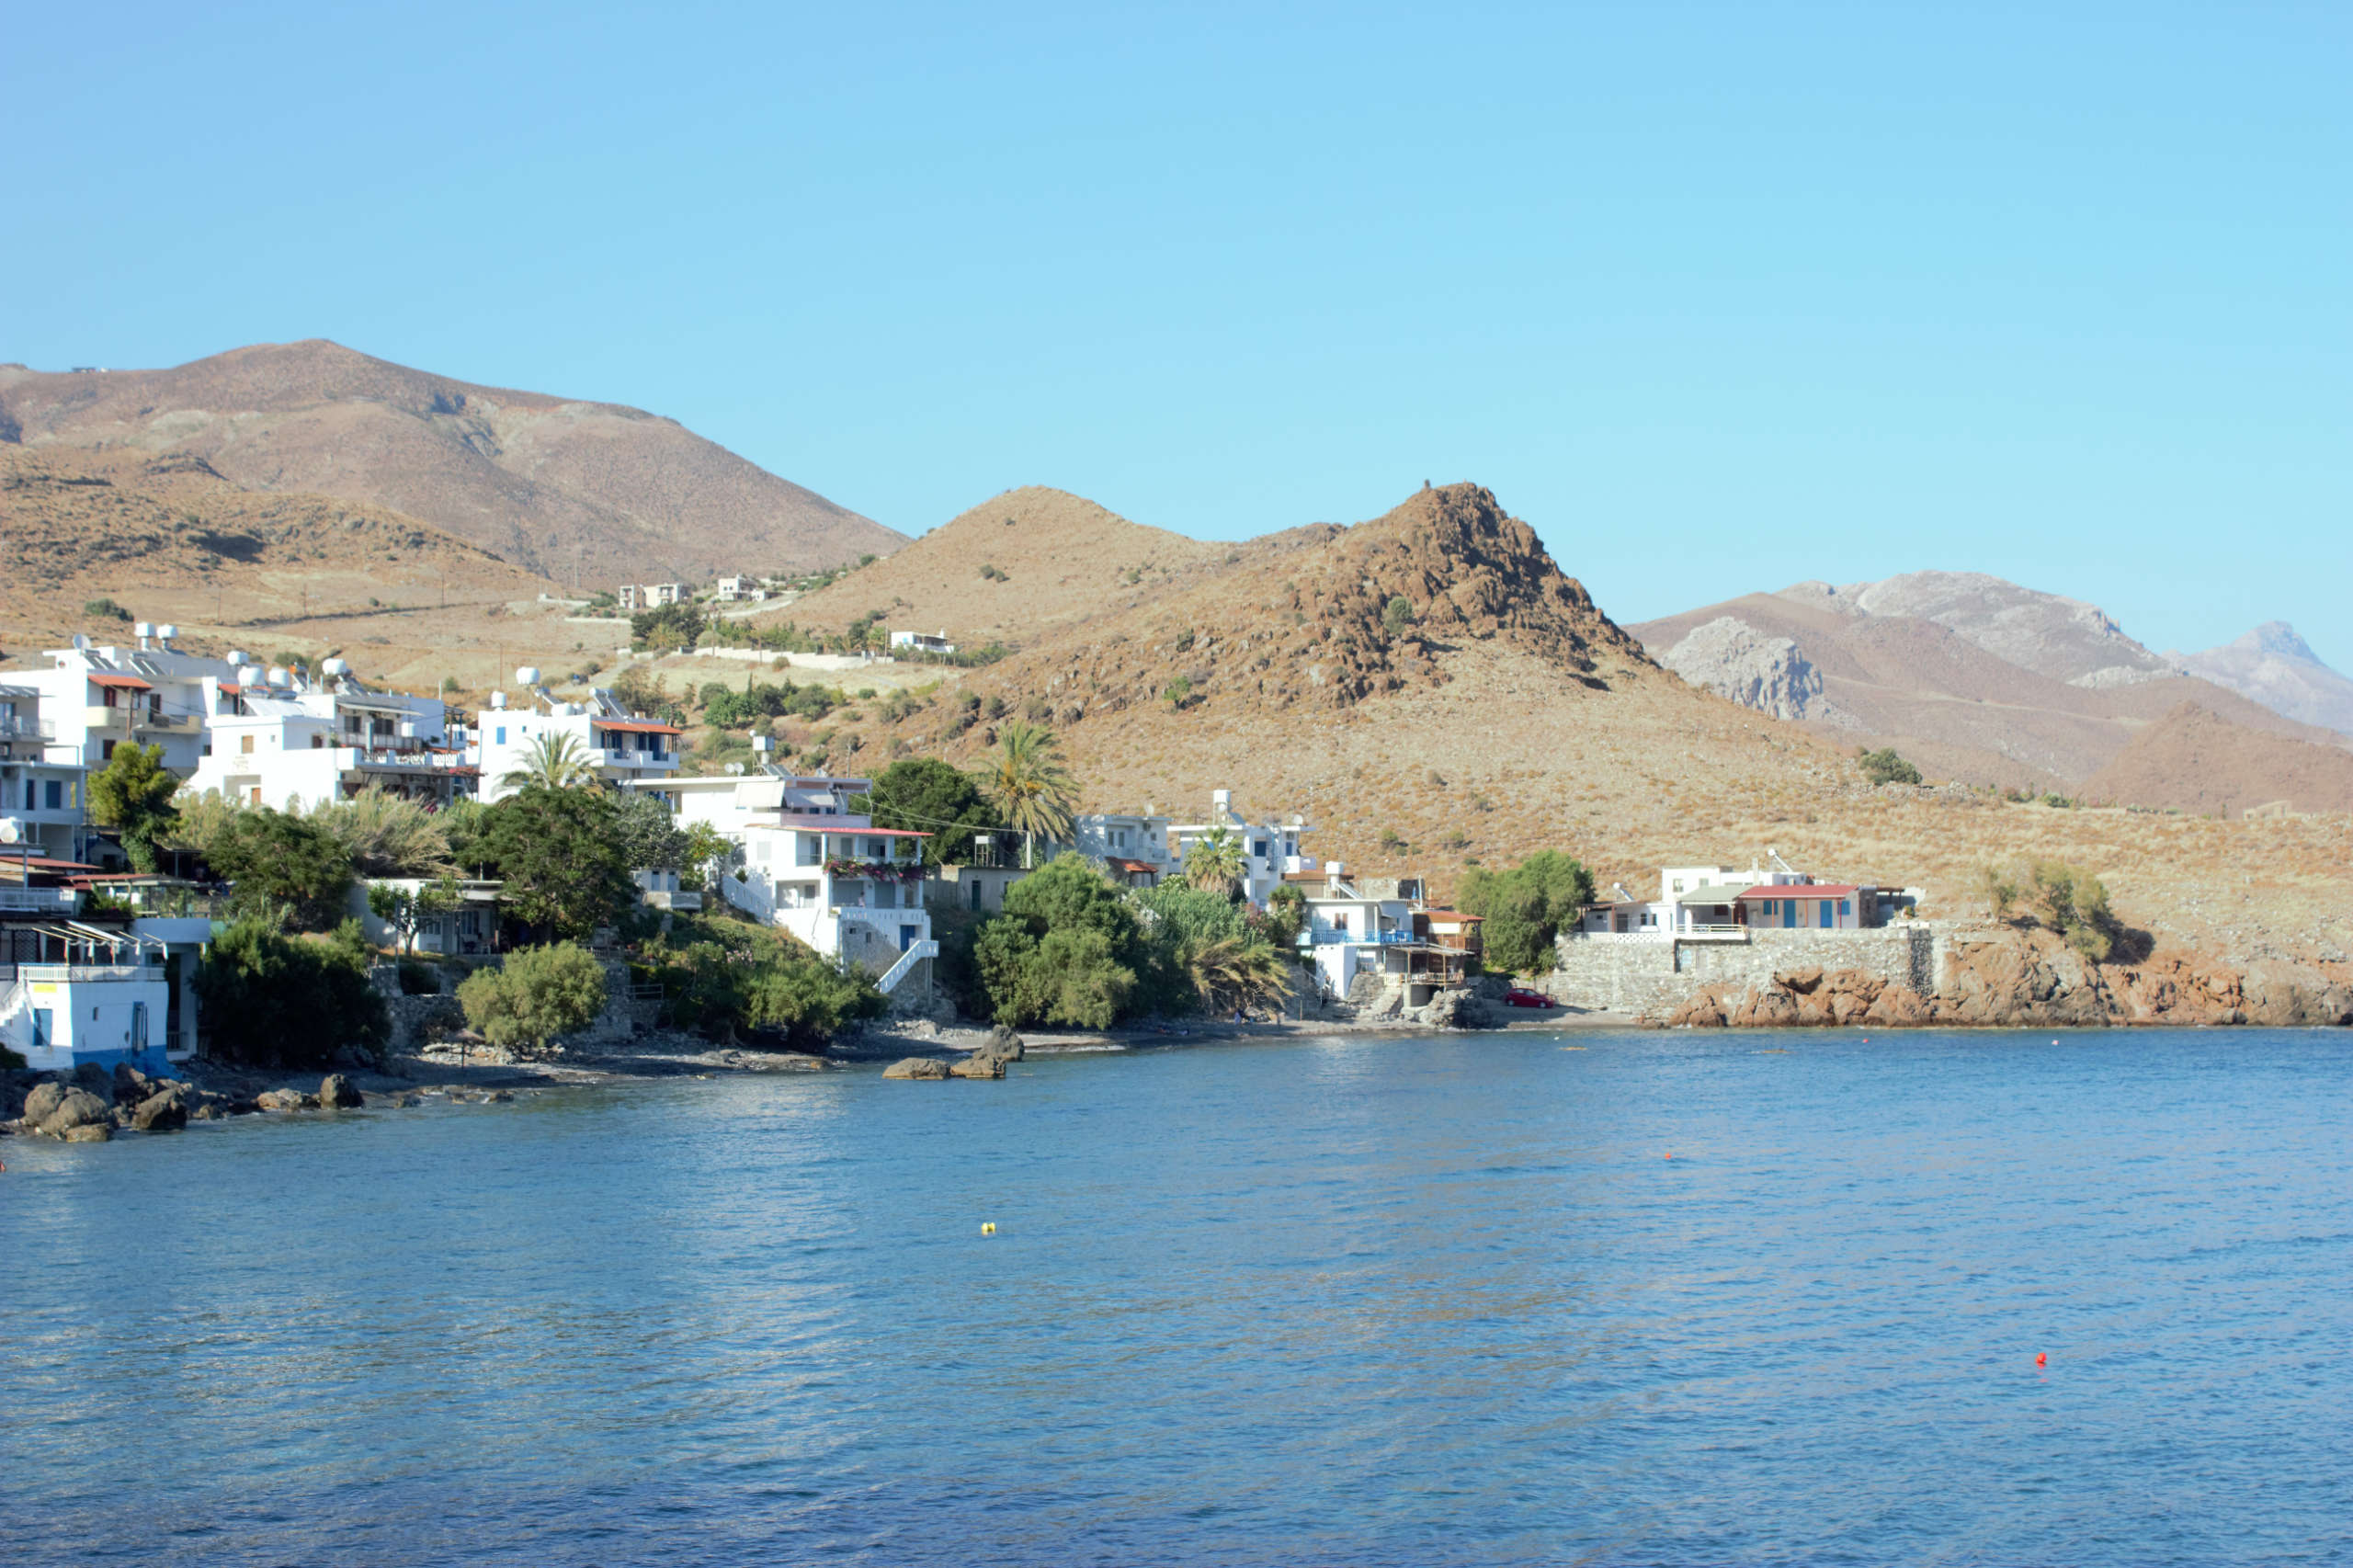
[2035,1352,2048,1369]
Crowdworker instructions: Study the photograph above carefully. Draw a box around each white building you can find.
[889,630,956,656]
[17,629,227,772]
[1573,853,1908,937]
[0,915,209,1074]
[650,769,935,991]
[1288,863,1468,1004]
[186,659,472,812]
[1168,790,1313,904]
[712,576,756,603]
[1067,808,1175,888]
[474,687,681,804]
[0,684,95,864]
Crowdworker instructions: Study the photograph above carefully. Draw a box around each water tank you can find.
[156,624,179,642]
[0,818,22,845]
[752,735,772,753]
[226,649,249,665]
[489,691,507,710]
[267,666,292,688]
[239,665,267,688]
[321,657,351,678]
[134,621,154,640]
[516,665,541,687]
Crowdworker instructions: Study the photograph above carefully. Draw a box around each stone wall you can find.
[1545,926,1942,1017]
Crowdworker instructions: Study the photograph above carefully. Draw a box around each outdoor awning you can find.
[594,720,682,734]
[1109,858,1158,874]
[87,673,153,690]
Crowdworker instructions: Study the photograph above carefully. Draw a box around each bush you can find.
[396,958,442,995]
[1458,850,1595,974]
[457,942,608,1054]
[1859,748,1924,786]
[458,786,635,941]
[88,742,181,873]
[631,603,705,652]
[196,915,389,1068]
[637,914,885,1048]
[971,854,1149,1026]
[1980,859,2120,960]
[866,757,1003,865]
[1382,596,1416,636]
[83,597,133,621]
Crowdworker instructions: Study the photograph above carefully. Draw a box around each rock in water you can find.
[256,1088,320,1111]
[948,1055,1006,1079]
[131,1089,188,1132]
[112,1062,153,1105]
[318,1074,366,1109]
[883,1058,951,1080]
[71,1062,111,1096]
[37,1086,113,1138]
[63,1122,112,1142]
[980,1024,1027,1062]
[23,1081,70,1126]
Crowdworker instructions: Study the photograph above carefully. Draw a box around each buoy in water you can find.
[982,1221,996,1235]
[2035,1352,2047,1369]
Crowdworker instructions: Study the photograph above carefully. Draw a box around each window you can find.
[312,735,325,749]
[1671,879,1684,893]
[240,734,256,755]
[1253,840,1268,858]
[970,879,983,910]
[22,780,32,809]
[1333,914,1348,934]
[1641,912,1656,927]
[867,837,885,858]
[43,780,62,811]
[131,1002,148,1052]
[495,726,507,744]
[101,740,117,761]
[1839,899,1851,917]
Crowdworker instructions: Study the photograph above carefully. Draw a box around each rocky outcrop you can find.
[1659,617,1836,722]
[131,1088,189,1132]
[318,1074,366,1109]
[256,1088,321,1111]
[30,1085,113,1138]
[883,1058,951,1081]
[947,1055,1005,1080]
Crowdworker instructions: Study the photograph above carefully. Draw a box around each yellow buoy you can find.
[982,1221,996,1235]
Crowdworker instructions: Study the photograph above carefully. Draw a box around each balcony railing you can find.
[19,962,153,983]
[338,746,472,771]
[1305,926,1414,947]
[0,715,55,740]
[0,887,78,913]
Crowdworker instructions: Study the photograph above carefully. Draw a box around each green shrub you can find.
[1982,859,2120,960]
[202,806,356,931]
[1458,850,1595,974]
[83,597,133,621]
[637,914,885,1048]
[457,942,608,1054]
[1382,596,1417,636]
[1859,748,1924,786]
[196,915,389,1068]
[396,958,442,995]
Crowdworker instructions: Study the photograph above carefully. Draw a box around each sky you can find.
[6,3,2348,666]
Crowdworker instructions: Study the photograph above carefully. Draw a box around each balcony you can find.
[19,962,153,983]
[0,887,79,913]
[0,714,54,741]
[337,746,472,772]
[597,747,678,769]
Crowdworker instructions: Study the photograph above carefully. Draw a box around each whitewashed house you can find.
[474,685,681,804]
[17,629,226,772]
[1069,808,1176,888]
[186,659,472,812]
[0,684,96,864]
[889,630,956,656]
[648,770,936,992]
[1573,853,1908,937]
[1168,790,1313,904]
[0,915,209,1074]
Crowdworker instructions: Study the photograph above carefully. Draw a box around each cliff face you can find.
[1654,927,2353,1030]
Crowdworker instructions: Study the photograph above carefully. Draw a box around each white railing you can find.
[19,962,153,983]
[339,746,470,770]
[0,888,78,912]
[874,939,938,994]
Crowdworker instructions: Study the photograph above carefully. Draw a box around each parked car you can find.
[1502,987,1555,1009]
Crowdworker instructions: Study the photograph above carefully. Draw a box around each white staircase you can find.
[874,939,938,994]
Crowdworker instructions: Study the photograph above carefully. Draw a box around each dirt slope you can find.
[768,485,1228,643]
[0,341,904,583]
[2083,703,2353,818]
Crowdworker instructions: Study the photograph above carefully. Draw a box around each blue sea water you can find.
[4,1028,2349,1566]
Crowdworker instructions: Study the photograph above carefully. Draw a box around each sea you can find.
[4,1028,2348,1565]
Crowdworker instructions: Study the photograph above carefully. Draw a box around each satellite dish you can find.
[0,818,22,845]
[72,633,91,651]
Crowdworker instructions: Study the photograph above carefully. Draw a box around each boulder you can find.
[1862,984,1929,1028]
[36,1086,113,1138]
[485,1089,515,1103]
[256,1088,319,1111]
[71,1062,112,1096]
[948,1055,1006,1079]
[318,1074,366,1110]
[1775,966,1825,995]
[883,1057,951,1080]
[978,1024,1027,1062]
[112,1062,153,1105]
[23,1081,70,1127]
[63,1122,112,1142]
[131,1089,188,1133]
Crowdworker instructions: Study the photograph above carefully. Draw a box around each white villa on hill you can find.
[0,683,95,864]
[17,630,226,772]
[475,685,681,804]
[1289,863,1475,1006]
[187,659,471,812]
[1168,790,1312,903]
[649,770,936,993]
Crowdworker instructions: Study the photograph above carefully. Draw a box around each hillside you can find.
[766,485,1230,643]
[1632,584,2345,792]
[2083,703,2353,819]
[759,483,2349,968]
[0,445,552,646]
[0,340,904,584]
[2175,623,2353,736]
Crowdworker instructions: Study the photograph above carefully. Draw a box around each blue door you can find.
[1781,900,1795,928]
[900,925,918,952]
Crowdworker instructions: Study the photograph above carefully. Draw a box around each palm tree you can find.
[1184,825,1247,899]
[499,731,599,792]
[1188,935,1295,1017]
[982,722,1078,868]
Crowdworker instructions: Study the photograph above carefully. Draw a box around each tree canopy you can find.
[865,757,1003,865]
[462,785,636,941]
[1859,747,1924,787]
[1457,850,1595,973]
[982,722,1078,865]
[87,742,180,872]
[202,806,357,930]
[194,915,388,1068]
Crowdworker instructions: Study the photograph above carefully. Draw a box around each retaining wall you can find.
[1545,925,1943,1017]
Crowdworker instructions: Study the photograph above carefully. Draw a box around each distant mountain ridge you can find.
[0,340,904,585]
[1770,572,2180,687]
[2172,622,2353,736]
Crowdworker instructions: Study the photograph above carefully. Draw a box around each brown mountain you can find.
[1631,585,2347,793]
[0,340,904,585]
[2083,703,2353,819]
[780,483,2348,964]
[0,444,551,644]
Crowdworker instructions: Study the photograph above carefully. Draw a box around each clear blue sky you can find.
[6,3,2347,665]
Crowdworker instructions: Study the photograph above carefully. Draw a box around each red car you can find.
[1503,987,1555,1009]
